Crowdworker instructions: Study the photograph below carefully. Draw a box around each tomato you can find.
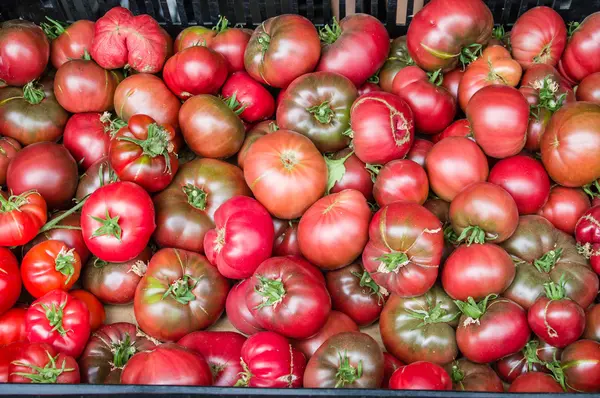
[0,137,20,185]
[226,279,264,335]
[247,256,330,339]
[560,12,600,83]
[442,244,515,301]
[8,342,79,384]
[292,311,358,359]
[237,120,278,170]
[272,219,301,257]
[379,36,414,93]
[235,331,306,387]
[222,71,275,123]
[0,20,49,86]
[63,113,111,171]
[455,295,529,363]
[445,358,503,392]
[538,186,591,235]
[406,0,493,72]
[561,339,600,392]
[317,14,389,86]
[244,14,320,88]
[121,343,212,386]
[521,63,575,95]
[441,68,464,102]
[0,341,27,382]
[54,59,120,113]
[584,304,600,341]
[363,202,444,297]
[0,79,68,146]
[541,102,600,187]
[244,129,327,219]
[389,361,451,390]
[326,263,388,327]
[392,66,456,134]
[134,248,229,341]
[304,331,383,388]
[153,158,251,253]
[277,71,357,152]
[467,85,529,158]
[382,353,404,388]
[204,196,274,279]
[0,307,27,345]
[373,159,429,207]
[425,137,488,202]
[358,82,381,95]
[0,190,47,247]
[26,290,90,357]
[509,372,564,392]
[0,248,20,315]
[488,155,551,215]
[406,139,433,168]
[458,46,523,111]
[43,19,95,69]
[178,331,245,386]
[380,285,459,365]
[432,119,471,144]
[79,322,155,384]
[575,206,600,272]
[114,73,181,128]
[298,189,370,270]
[578,72,600,104]
[326,148,373,201]
[75,157,118,201]
[21,240,81,299]
[349,92,414,165]
[81,181,155,263]
[495,339,561,383]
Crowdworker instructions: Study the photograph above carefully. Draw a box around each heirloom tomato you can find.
[63,113,111,171]
[292,311,358,358]
[372,159,429,207]
[431,119,471,144]
[538,186,590,235]
[509,372,564,392]
[445,359,503,392]
[0,307,27,345]
[222,71,275,123]
[0,190,47,247]
[0,20,49,86]
[272,219,301,257]
[75,157,118,200]
[389,361,451,390]
[406,139,433,168]
[69,290,104,331]
[0,248,21,315]
[560,339,600,392]
[226,279,264,335]
[237,120,278,170]
[379,36,414,93]
[577,72,600,104]
[44,19,95,69]
[560,12,600,83]
[495,339,561,383]
[8,342,79,384]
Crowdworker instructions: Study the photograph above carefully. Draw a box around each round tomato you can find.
[0,307,27,345]
[226,279,264,335]
[379,36,414,93]
[0,20,49,86]
[373,159,429,207]
[63,113,111,171]
[406,139,433,167]
[44,19,95,69]
[560,12,600,83]
[0,137,20,185]
[8,342,80,384]
[221,71,275,123]
[578,72,600,104]
[495,339,560,383]
[0,248,21,315]
[389,361,452,390]
[0,190,47,247]
[326,148,373,201]
[538,186,591,235]
[292,311,359,359]
[69,289,105,332]
[445,358,504,392]
[560,339,600,392]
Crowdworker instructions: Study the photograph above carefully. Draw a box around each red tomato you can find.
[578,72,600,104]
[121,343,212,385]
[0,248,20,315]
[0,307,27,345]
[0,137,20,186]
[467,85,529,159]
[373,159,429,207]
[204,196,274,279]
[495,339,560,383]
[327,148,374,201]
[245,15,320,88]
[222,71,275,123]
[292,311,358,358]
[445,358,504,392]
[560,12,600,83]
[358,82,381,95]
[382,353,404,388]
[538,186,591,235]
[272,219,301,257]
[379,36,414,93]
[244,129,327,219]
[389,361,452,390]
[69,290,105,332]
[237,120,278,170]
[63,113,111,171]
[163,45,228,99]
[0,341,28,382]
[21,240,81,299]
[8,342,80,384]
[432,119,472,144]
[425,137,488,202]
[26,290,91,358]
[441,68,464,102]
[81,181,156,263]
[44,19,95,69]
[226,279,264,335]
[406,139,433,168]
[349,92,414,164]
[509,372,564,392]
[235,331,306,387]
[317,14,389,86]
[561,340,600,392]
[488,155,551,215]
[298,189,371,270]
[247,257,331,339]
[0,20,49,86]
[0,190,47,247]
[392,66,456,134]
[178,331,246,386]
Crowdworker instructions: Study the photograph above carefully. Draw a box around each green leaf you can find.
[324,151,353,194]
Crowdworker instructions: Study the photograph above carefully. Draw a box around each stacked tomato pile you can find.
[1,0,600,392]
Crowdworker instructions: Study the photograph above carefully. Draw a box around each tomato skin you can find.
[26,290,91,358]
[81,181,156,263]
[204,196,274,279]
[528,295,585,348]
[578,72,600,104]
[350,92,414,165]
[389,361,452,390]
[560,12,600,83]
[8,342,80,384]
[380,285,459,365]
[237,120,277,170]
[573,206,600,253]
[328,148,374,201]
[584,304,600,341]
[247,256,331,339]
[21,240,82,299]
[561,340,600,392]
[541,102,600,187]
[134,248,229,342]
[0,137,20,185]
[245,14,320,88]
[406,139,433,168]
[298,189,371,270]
[49,20,95,69]
[363,202,444,297]
[317,14,389,87]
[358,82,381,95]
[69,290,105,332]
[244,129,327,219]
[425,137,488,202]
[63,113,110,171]
[0,248,21,315]
[538,186,591,235]
[432,119,471,144]
[488,155,551,215]
[121,343,212,386]
[382,353,404,388]
[222,71,275,123]
[373,159,429,207]
[495,339,560,383]
[379,36,413,93]
[445,358,504,392]
[178,331,246,386]
[226,279,264,335]
[304,331,384,388]
[0,341,28,382]
[0,307,27,345]
[441,68,464,102]
[0,191,47,247]
[272,219,301,257]
[292,311,358,359]
[467,85,529,158]
[406,0,493,72]
[509,372,564,392]
[0,20,49,86]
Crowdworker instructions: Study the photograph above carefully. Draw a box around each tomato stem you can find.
[22,80,45,105]
[522,340,546,371]
[350,269,388,304]
[257,29,271,53]
[38,300,68,336]
[221,92,247,115]
[406,302,459,327]
[111,333,137,368]
[567,21,580,38]
[459,43,483,69]
[161,274,198,305]
[335,351,362,388]
[453,294,497,321]
[427,69,444,86]
[307,101,335,124]
[533,247,563,273]
[376,252,409,273]
[39,196,89,233]
[364,163,382,183]
[40,16,67,40]
[493,25,506,41]
[367,73,380,84]
[545,359,567,391]
[319,18,342,45]
[450,363,464,384]
[11,350,75,383]
[100,112,127,137]
[455,225,495,246]
[182,184,208,210]
[253,276,286,309]
[0,190,39,213]
[90,208,122,241]
[234,359,252,387]
[530,76,566,118]
[54,246,76,285]
[213,15,230,33]
[443,224,459,246]
[583,180,600,200]
[324,151,353,194]
[543,274,567,301]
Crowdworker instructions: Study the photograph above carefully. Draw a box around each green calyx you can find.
[257,25,271,53]
[213,15,230,33]
[522,340,546,371]
[335,351,362,388]
[11,350,74,383]
[493,25,506,41]
[319,17,342,45]
[455,225,496,246]
[93,257,108,268]
[40,16,67,40]
[545,359,567,391]
[111,333,137,368]
[444,224,459,246]
[459,43,483,69]
[428,69,444,86]
[533,248,563,273]
[39,301,68,336]
[0,190,37,213]
[543,274,568,301]
[450,363,464,384]
[222,92,247,115]
[117,123,174,174]
[234,359,252,387]
[96,162,119,188]
[583,180,600,200]
[307,101,335,124]
[376,252,409,273]
[567,21,580,38]
[253,276,286,310]
[54,247,76,285]
[23,80,45,105]
[100,112,127,137]
[162,274,199,305]
[364,163,382,183]
[454,294,497,321]
[406,302,459,327]
[530,76,566,119]
[90,208,122,241]
[324,151,353,194]
[182,184,208,210]
[351,270,387,303]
